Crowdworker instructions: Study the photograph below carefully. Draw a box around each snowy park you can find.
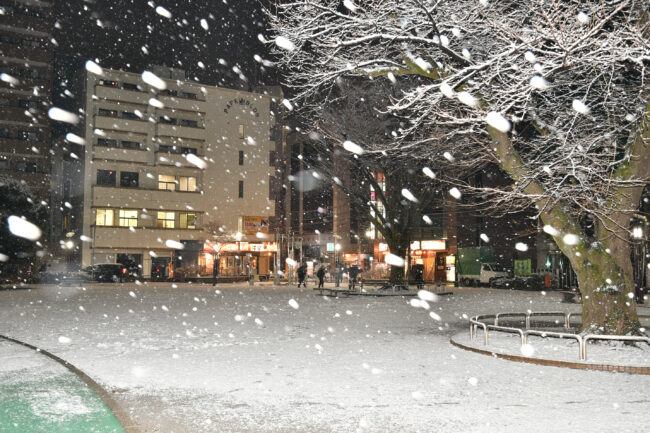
[1,282,648,433]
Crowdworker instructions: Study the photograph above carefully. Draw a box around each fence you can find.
[469,312,650,360]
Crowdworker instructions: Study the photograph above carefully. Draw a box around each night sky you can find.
[53,0,275,89]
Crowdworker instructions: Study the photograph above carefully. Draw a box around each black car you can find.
[81,263,127,282]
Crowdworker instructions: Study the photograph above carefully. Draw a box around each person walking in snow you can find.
[297,264,307,288]
[316,266,325,289]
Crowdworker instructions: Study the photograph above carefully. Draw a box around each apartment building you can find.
[0,0,53,203]
[81,66,277,279]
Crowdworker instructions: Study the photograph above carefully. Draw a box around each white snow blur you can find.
[515,242,529,252]
[439,82,454,98]
[530,75,550,91]
[480,233,490,243]
[275,36,296,51]
[543,225,560,236]
[385,253,405,267]
[142,71,167,90]
[401,188,418,202]
[0,73,19,85]
[449,187,461,199]
[422,167,435,178]
[48,107,80,125]
[343,140,365,155]
[485,111,511,132]
[563,234,580,246]
[165,240,184,250]
[7,216,42,241]
[288,299,299,309]
[155,6,172,18]
[66,133,86,145]
[572,99,590,114]
[85,60,104,76]
[457,91,478,108]
[186,154,207,169]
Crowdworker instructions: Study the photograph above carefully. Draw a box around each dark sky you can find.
[53,0,276,89]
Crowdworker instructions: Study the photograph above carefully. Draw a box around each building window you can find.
[120,171,139,188]
[97,138,118,148]
[181,147,198,155]
[121,111,139,119]
[98,80,118,87]
[238,180,244,198]
[0,128,9,138]
[122,82,139,91]
[96,209,114,226]
[179,119,198,127]
[179,213,196,229]
[238,124,244,139]
[118,210,138,227]
[98,108,119,117]
[19,131,38,141]
[269,151,276,165]
[22,162,37,173]
[0,160,8,170]
[158,174,176,191]
[97,169,116,186]
[159,116,176,124]
[178,176,196,192]
[179,91,197,100]
[157,211,175,229]
[19,100,38,109]
[121,140,140,150]
[239,151,244,166]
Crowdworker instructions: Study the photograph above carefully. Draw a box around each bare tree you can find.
[266,0,650,334]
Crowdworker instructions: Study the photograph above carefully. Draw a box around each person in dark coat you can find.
[212,257,219,287]
[297,264,307,288]
[348,265,361,290]
[316,266,325,289]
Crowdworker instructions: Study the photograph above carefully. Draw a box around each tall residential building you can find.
[80,66,277,279]
[0,0,53,204]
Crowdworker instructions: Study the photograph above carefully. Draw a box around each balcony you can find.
[92,185,203,211]
[156,123,206,141]
[94,116,149,134]
[93,146,150,164]
[95,86,149,105]
[92,226,203,250]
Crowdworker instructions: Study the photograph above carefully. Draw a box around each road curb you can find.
[450,335,650,375]
[0,334,141,432]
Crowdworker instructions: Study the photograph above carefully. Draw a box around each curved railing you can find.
[469,312,650,360]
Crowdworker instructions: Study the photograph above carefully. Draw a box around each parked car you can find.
[80,263,127,282]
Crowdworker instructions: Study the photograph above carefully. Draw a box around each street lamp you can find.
[632,226,643,239]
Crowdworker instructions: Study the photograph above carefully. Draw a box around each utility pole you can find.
[274,227,280,285]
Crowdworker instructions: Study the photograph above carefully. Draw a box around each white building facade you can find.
[80,67,276,279]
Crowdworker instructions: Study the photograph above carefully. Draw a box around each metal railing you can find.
[469,312,650,361]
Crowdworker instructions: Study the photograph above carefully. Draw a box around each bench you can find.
[313,287,355,297]
[559,290,581,303]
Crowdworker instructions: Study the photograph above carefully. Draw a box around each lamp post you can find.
[632,224,646,303]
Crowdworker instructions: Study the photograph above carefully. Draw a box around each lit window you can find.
[118,210,138,227]
[178,176,196,192]
[96,209,114,226]
[238,124,244,139]
[158,174,176,191]
[179,213,196,229]
[157,211,175,229]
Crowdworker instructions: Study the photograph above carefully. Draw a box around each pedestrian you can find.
[348,265,361,291]
[212,257,219,287]
[297,264,307,288]
[335,262,343,287]
[317,266,325,289]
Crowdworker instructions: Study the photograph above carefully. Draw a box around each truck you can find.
[457,247,509,286]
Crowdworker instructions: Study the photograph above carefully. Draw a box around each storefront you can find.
[372,240,453,282]
[200,241,277,278]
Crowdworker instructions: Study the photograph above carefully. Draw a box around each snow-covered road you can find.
[1,283,647,433]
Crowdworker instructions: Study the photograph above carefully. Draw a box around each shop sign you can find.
[378,243,389,252]
[241,216,270,234]
[327,242,334,251]
[421,240,446,250]
[224,97,260,117]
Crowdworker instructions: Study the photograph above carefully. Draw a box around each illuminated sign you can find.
[327,242,334,251]
[241,216,270,234]
[421,240,446,250]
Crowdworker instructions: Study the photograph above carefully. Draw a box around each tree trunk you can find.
[554,229,640,335]
[388,244,407,284]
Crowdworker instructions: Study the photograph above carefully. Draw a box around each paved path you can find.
[0,340,126,433]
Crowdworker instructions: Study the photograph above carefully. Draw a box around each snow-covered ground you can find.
[0,283,648,433]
